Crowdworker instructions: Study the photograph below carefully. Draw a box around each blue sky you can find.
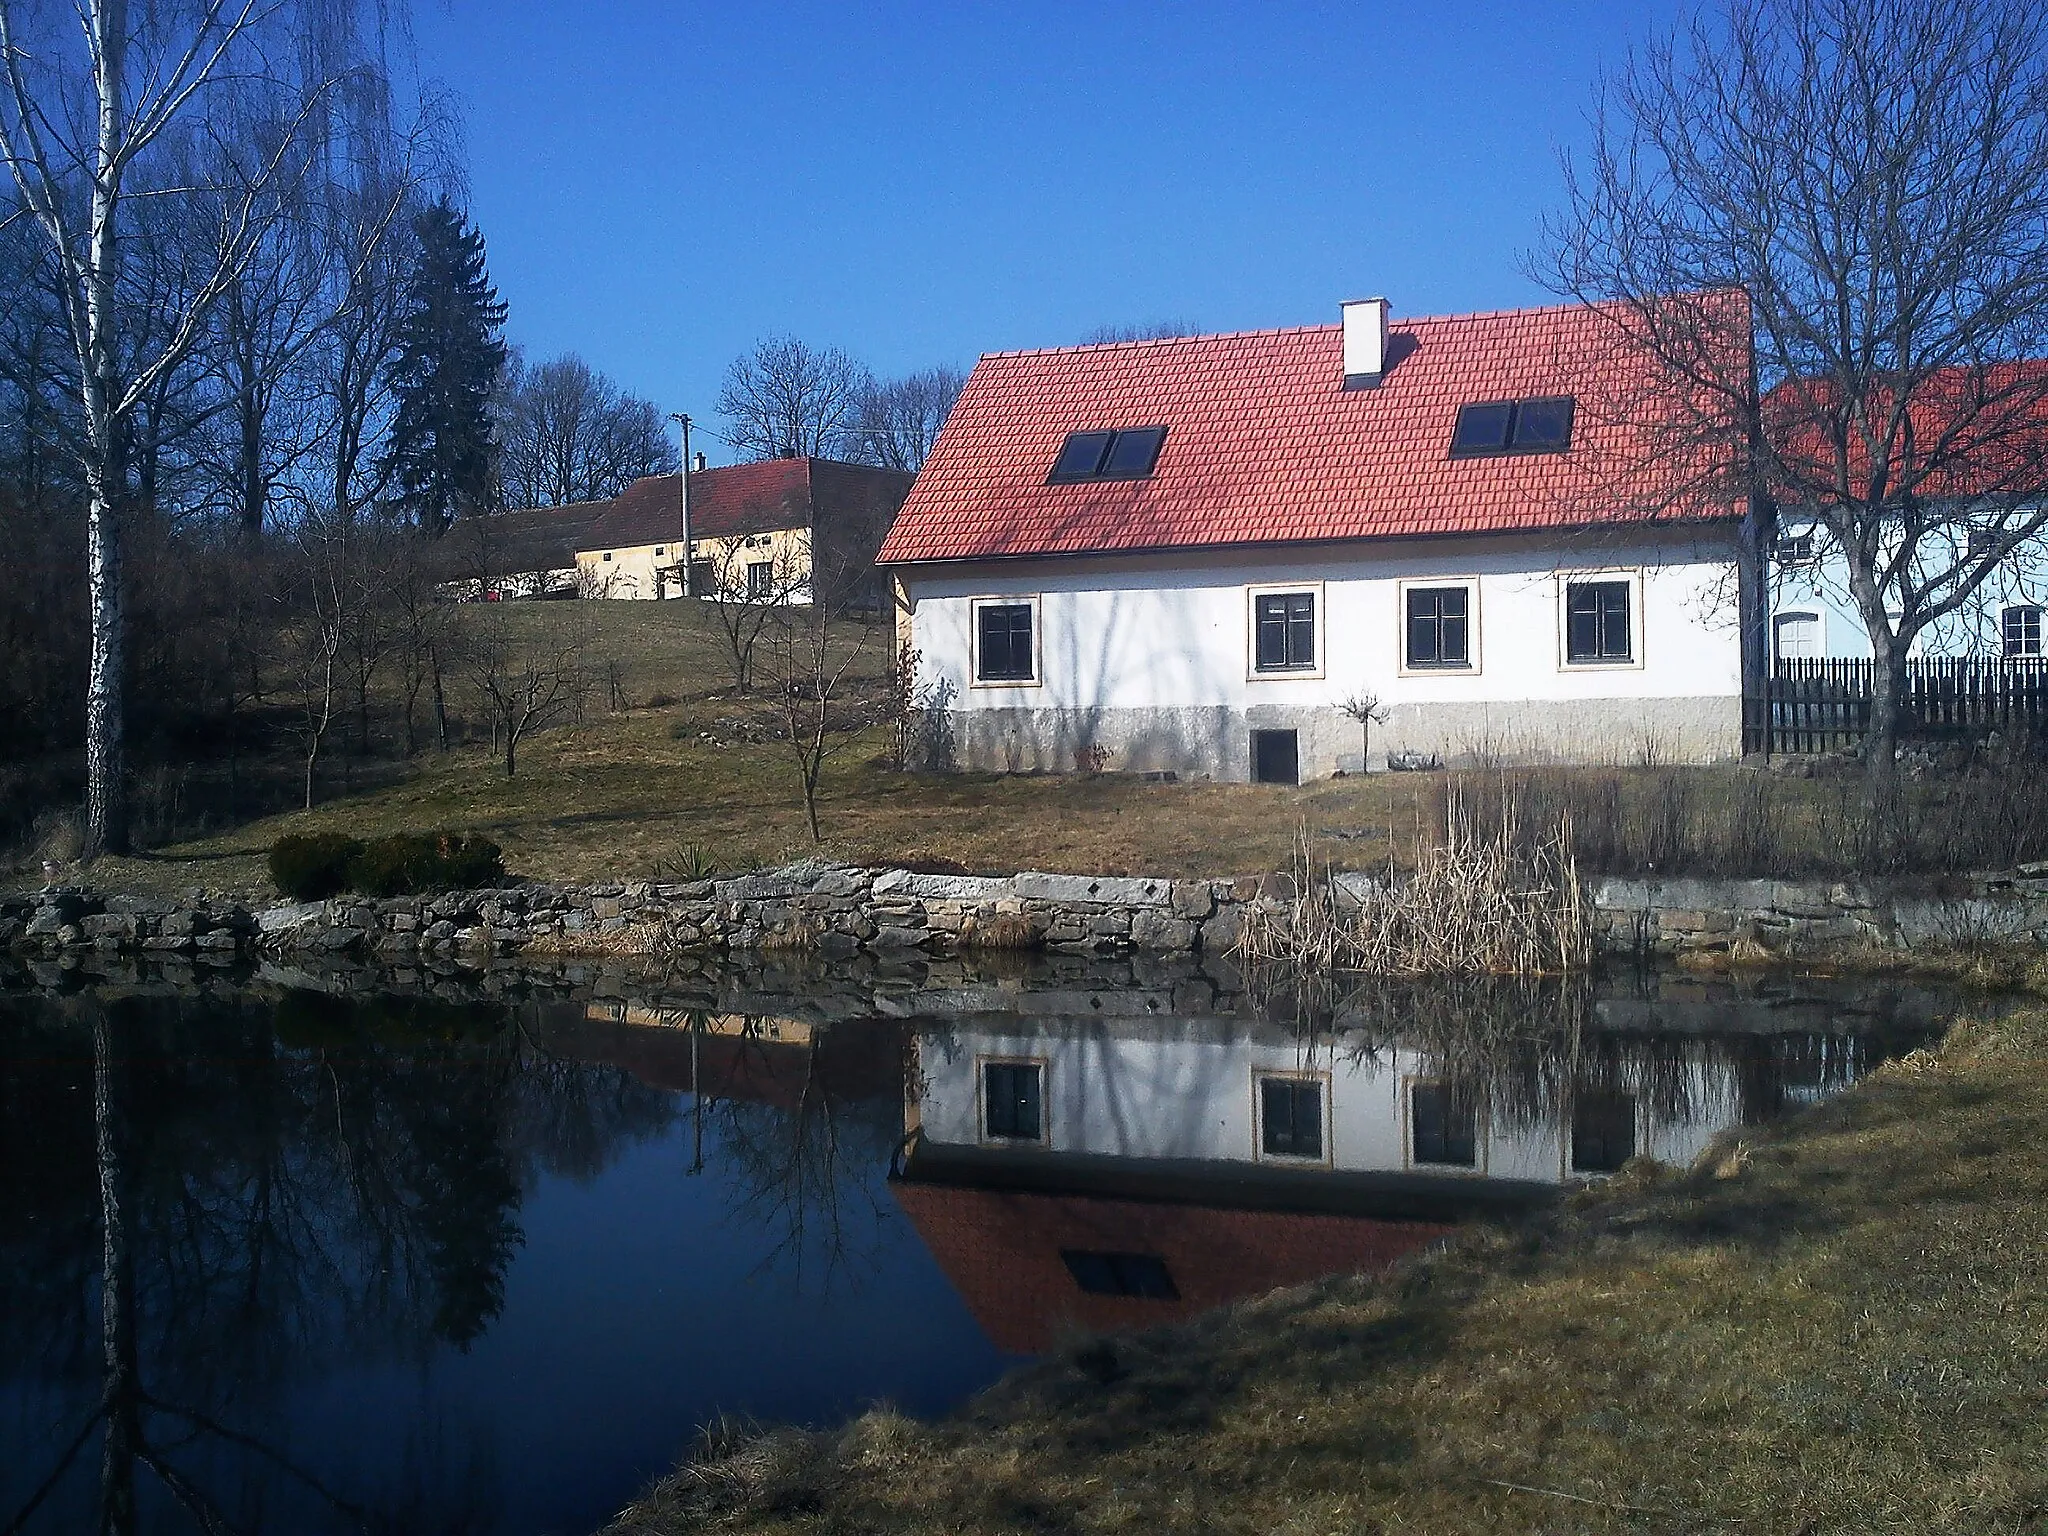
[411,1,1687,463]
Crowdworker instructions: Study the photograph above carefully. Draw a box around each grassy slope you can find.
[39,601,1436,902]
[612,1008,2048,1536]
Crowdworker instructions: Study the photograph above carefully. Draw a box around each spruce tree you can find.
[383,200,508,534]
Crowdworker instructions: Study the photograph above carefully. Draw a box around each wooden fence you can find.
[1744,656,2048,756]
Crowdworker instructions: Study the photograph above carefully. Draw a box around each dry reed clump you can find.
[957,912,1044,951]
[1237,803,1591,976]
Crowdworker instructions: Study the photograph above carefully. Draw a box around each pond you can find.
[0,951,1966,1535]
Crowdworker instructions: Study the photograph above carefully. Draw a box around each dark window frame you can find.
[1773,531,1816,564]
[2004,604,2044,659]
[1409,1081,1479,1168]
[746,560,775,599]
[1258,1074,1326,1160]
[1448,395,1576,458]
[1404,584,1473,670]
[982,1059,1045,1142]
[1047,425,1169,484]
[1564,578,1635,665]
[1061,1250,1180,1299]
[1253,590,1318,673]
[974,599,1038,684]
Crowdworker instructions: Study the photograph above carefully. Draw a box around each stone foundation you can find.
[5,861,2046,969]
[944,695,1744,781]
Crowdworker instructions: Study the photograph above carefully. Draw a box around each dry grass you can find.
[16,602,2048,904]
[611,1006,2048,1536]
[13,602,1440,902]
[1239,805,1590,975]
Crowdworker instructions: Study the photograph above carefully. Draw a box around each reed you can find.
[1236,797,1591,976]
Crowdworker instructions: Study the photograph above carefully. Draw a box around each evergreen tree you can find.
[383,200,508,534]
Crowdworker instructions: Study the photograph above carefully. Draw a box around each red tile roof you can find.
[877,299,1746,566]
[1763,361,2048,505]
[600,458,816,548]
[893,1182,1448,1354]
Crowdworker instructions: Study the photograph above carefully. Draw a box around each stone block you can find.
[1129,912,1197,951]
[590,897,624,919]
[1770,882,1836,919]
[810,867,872,898]
[26,908,65,937]
[1088,911,1132,937]
[871,925,928,950]
[257,902,326,935]
[313,927,361,952]
[1012,871,1173,907]
[874,870,1014,902]
[1199,907,1245,955]
[81,913,139,941]
[1169,881,1215,921]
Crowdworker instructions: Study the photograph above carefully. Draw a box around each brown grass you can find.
[19,602,2048,905]
[609,1005,2048,1535]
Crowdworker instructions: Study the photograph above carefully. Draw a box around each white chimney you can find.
[1341,296,1389,387]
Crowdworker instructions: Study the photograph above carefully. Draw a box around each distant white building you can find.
[1768,517,2048,663]
[879,296,1767,782]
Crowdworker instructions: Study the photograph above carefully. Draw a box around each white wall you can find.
[899,528,1748,773]
[1770,516,2048,661]
[908,530,1743,713]
[915,1023,1742,1188]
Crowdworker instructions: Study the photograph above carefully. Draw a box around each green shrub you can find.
[269,833,365,900]
[346,831,505,897]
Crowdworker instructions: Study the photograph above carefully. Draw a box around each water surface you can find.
[0,954,1960,1534]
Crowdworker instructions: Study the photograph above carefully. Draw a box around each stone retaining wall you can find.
[6,859,2047,968]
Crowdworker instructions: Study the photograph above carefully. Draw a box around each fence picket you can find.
[1751,655,2048,756]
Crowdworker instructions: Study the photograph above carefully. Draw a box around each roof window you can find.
[1048,426,1167,483]
[1449,396,1575,458]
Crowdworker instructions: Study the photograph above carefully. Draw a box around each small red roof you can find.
[877,298,1745,566]
[602,457,815,547]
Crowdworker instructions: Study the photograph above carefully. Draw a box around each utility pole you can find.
[669,412,693,597]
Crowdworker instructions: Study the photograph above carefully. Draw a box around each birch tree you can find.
[0,0,412,856]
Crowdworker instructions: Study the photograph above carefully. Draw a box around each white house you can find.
[879,296,1766,783]
[1768,517,2048,663]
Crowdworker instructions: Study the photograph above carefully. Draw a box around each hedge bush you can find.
[268,833,365,900]
[346,832,504,897]
[268,830,504,900]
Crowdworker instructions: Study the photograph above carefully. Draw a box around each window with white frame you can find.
[1404,584,1474,669]
[1774,610,1823,661]
[2005,605,2044,658]
[1257,1074,1326,1160]
[1252,590,1317,673]
[1563,577,1635,665]
[972,598,1038,683]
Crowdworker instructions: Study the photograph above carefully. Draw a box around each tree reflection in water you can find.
[0,988,677,1534]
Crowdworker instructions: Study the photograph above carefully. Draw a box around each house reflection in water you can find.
[889,1001,1889,1353]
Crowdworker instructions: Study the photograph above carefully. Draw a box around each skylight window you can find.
[1449,396,1576,458]
[1048,426,1167,483]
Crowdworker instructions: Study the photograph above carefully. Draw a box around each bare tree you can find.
[1539,0,2048,794]
[1338,692,1390,775]
[847,365,965,473]
[696,527,805,693]
[497,350,678,506]
[465,602,592,776]
[279,507,374,807]
[716,335,864,460]
[1080,319,1200,343]
[759,533,891,841]
[0,0,414,856]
